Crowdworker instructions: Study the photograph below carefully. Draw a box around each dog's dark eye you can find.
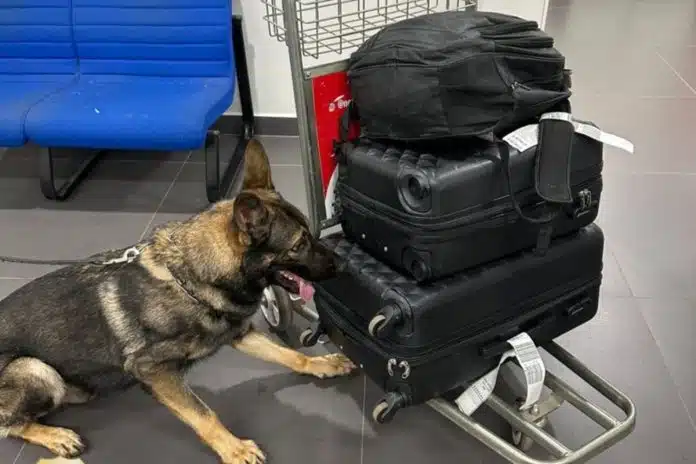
[289,234,308,253]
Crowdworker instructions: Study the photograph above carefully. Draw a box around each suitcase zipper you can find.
[339,176,600,241]
[316,277,600,369]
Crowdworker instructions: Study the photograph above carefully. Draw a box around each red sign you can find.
[310,69,359,195]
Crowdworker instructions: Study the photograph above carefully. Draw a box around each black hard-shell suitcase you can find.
[337,132,603,282]
[313,225,604,420]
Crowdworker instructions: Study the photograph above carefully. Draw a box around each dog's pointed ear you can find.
[242,138,275,191]
[233,191,271,243]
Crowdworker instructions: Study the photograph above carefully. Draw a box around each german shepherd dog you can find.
[0,140,355,463]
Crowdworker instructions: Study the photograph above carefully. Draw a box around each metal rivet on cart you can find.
[384,246,388,252]
[361,233,366,239]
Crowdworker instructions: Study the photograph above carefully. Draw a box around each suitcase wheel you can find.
[368,305,403,339]
[372,391,408,424]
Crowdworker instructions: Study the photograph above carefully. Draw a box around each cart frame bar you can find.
[428,342,636,464]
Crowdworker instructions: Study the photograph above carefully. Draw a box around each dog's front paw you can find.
[302,353,357,379]
[221,439,266,464]
[41,427,86,459]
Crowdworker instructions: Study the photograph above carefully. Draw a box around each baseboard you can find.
[214,114,299,137]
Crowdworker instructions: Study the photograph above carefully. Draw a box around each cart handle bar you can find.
[428,341,636,464]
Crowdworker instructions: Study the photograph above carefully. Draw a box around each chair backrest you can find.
[0,0,77,75]
[73,0,234,78]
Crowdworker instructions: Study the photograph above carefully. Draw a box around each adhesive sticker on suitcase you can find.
[455,333,546,416]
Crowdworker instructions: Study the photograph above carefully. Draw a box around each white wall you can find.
[477,0,549,29]
[227,0,550,118]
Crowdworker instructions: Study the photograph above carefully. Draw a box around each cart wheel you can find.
[261,286,294,333]
[299,328,315,347]
[512,430,535,452]
[368,314,387,337]
[511,416,548,452]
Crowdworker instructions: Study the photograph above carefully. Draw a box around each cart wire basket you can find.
[256,0,637,462]
[261,0,476,58]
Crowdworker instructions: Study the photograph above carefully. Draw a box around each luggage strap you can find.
[489,136,560,255]
[487,103,584,255]
[332,101,359,164]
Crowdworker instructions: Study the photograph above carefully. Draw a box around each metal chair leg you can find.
[205,15,256,203]
[39,147,103,201]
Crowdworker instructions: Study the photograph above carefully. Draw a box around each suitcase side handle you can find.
[479,313,556,359]
[479,296,593,359]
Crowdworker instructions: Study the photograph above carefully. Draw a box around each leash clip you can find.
[103,247,141,265]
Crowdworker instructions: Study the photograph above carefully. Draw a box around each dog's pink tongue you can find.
[299,279,315,302]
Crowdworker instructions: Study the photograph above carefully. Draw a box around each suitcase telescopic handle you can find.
[368,305,404,339]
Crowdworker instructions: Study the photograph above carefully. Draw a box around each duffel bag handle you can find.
[493,138,561,225]
[488,135,563,256]
[332,101,360,164]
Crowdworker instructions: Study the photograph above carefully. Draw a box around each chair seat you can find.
[0,77,76,147]
[25,76,234,151]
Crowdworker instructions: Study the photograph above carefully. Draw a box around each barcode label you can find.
[455,332,546,415]
[507,333,546,410]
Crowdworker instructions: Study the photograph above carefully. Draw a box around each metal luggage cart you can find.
[255,0,636,462]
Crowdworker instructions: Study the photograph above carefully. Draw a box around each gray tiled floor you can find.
[1,0,696,462]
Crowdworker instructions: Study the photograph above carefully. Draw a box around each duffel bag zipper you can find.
[315,277,600,369]
[477,19,543,36]
[481,34,554,48]
[338,176,600,240]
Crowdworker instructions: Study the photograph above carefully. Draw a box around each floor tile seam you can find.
[11,443,25,464]
[637,300,696,433]
[655,50,696,95]
[139,150,193,241]
[608,249,635,297]
[8,157,189,166]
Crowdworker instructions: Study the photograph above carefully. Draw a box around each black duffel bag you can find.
[346,10,571,142]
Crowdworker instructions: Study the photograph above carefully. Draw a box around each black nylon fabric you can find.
[347,10,571,141]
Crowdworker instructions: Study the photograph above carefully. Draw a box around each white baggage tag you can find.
[455,332,546,416]
[540,112,634,154]
[502,113,634,154]
[502,124,538,153]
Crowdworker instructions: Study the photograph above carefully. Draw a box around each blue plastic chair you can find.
[0,0,78,148]
[8,0,255,201]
